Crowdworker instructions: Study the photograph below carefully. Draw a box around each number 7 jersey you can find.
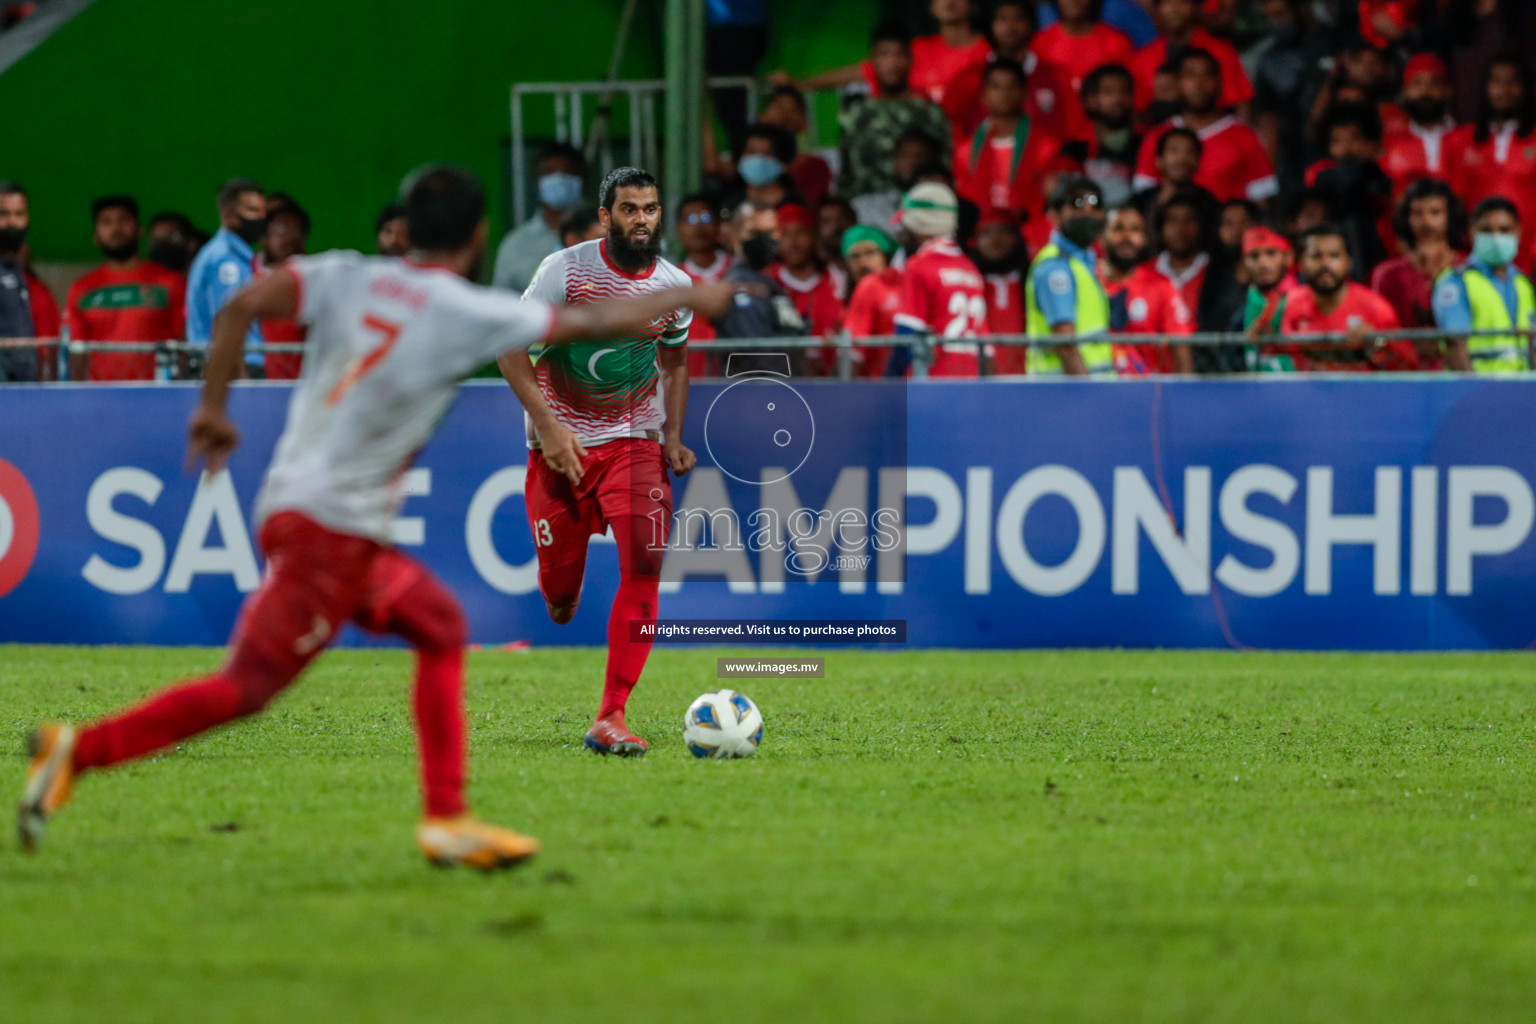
[255,251,555,544]
[520,238,693,449]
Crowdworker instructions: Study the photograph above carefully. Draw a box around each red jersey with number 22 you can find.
[895,237,988,377]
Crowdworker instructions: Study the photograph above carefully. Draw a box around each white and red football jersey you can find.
[521,238,692,449]
[257,252,554,543]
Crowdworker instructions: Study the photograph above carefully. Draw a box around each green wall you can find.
[3,0,872,262]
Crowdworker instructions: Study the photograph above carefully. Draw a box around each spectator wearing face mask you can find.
[186,176,268,376]
[714,200,807,374]
[1433,196,1534,373]
[758,86,833,208]
[736,123,805,212]
[1025,175,1112,376]
[146,212,200,276]
[1062,64,1141,207]
[255,195,311,380]
[1381,54,1458,201]
[492,141,586,294]
[375,203,409,257]
[840,225,903,377]
[64,194,186,382]
[1098,203,1194,374]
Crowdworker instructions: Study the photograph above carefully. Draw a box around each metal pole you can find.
[663,0,704,207]
[511,88,526,226]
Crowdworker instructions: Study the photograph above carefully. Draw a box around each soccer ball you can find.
[684,689,764,759]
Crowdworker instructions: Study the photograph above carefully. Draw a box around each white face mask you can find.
[538,172,582,211]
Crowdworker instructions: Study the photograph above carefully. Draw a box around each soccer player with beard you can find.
[497,167,697,756]
[1260,222,1406,372]
[1097,204,1193,374]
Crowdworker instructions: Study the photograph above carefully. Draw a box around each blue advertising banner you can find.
[1,378,1533,650]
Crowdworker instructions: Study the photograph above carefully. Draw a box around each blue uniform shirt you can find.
[1031,231,1098,329]
[1037,0,1158,47]
[186,227,261,365]
[1432,257,1531,333]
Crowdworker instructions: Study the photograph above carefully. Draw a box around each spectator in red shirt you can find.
[1359,0,1411,49]
[147,211,200,275]
[253,195,309,380]
[1131,126,1217,219]
[1369,178,1467,366]
[65,194,187,382]
[1147,189,1211,317]
[1063,64,1142,207]
[676,194,730,375]
[893,182,989,377]
[767,203,844,373]
[1237,226,1299,337]
[969,209,1030,373]
[1030,0,1136,137]
[1130,0,1253,115]
[953,59,1071,224]
[840,225,902,377]
[944,0,1074,140]
[777,0,990,107]
[1381,54,1458,200]
[815,197,857,301]
[1261,222,1408,371]
[374,203,409,257]
[1445,56,1536,267]
[759,86,834,208]
[1134,48,1279,204]
[1099,203,1194,373]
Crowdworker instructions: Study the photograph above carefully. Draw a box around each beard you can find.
[1308,272,1344,296]
[608,222,659,270]
[971,249,1024,275]
[100,241,138,262]
[1401,97,1447,124]
[1106,245,1147,273]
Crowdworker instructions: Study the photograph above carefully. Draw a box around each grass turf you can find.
[1,645,1534,1023]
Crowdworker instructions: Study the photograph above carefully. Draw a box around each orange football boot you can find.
[416,815,540,871]
[18,723,77,853]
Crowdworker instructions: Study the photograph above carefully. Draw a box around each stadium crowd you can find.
[3,0,1535,380]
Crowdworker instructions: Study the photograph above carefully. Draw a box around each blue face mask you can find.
[738,154,784,187]
[538,172,582,211]
[1473,231,1519,268]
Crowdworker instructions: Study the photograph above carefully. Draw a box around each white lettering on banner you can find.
[876,467,908,595]
[464,467,539,595]
[1213,466,1299,597]
[389,468,432,546]
[660,468,756,594]
[1112,467,1211,595]
[1410,467,1438,596]
[164,471,260,593]
[996,466,1106,596]
[964,468,992,595]
[1446,467,1535,596]
[1304,467,1402,595]
[758,468,870,594]
[81,468,166,595]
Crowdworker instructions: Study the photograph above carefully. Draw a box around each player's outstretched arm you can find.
[188,268,298,474]
[545,283,735,347]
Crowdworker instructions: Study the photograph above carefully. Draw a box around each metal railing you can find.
[3,328,1529,383]
[510,76,764,225]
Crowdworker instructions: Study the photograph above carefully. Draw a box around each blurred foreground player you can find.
[497,167,697,757]
[18,166,731,868]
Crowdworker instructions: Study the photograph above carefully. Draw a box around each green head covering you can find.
[840,224,897,258]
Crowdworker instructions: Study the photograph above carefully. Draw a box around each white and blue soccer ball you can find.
[684,689,764,759]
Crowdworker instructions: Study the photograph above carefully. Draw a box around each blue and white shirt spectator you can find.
[186,178,268,374]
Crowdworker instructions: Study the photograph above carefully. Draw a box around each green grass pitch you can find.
[3,645,1535,1023]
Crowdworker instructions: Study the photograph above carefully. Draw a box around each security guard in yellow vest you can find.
[1432,197,1535,373]
[1026,176,1113,375]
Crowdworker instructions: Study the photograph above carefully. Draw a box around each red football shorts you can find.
[524,437,672,604]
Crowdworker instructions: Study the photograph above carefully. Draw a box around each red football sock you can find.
[601,577,658,721]
[72,673,246,771]
[412,647,467,818]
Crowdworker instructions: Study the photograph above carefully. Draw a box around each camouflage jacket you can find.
[838,96,952,199]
